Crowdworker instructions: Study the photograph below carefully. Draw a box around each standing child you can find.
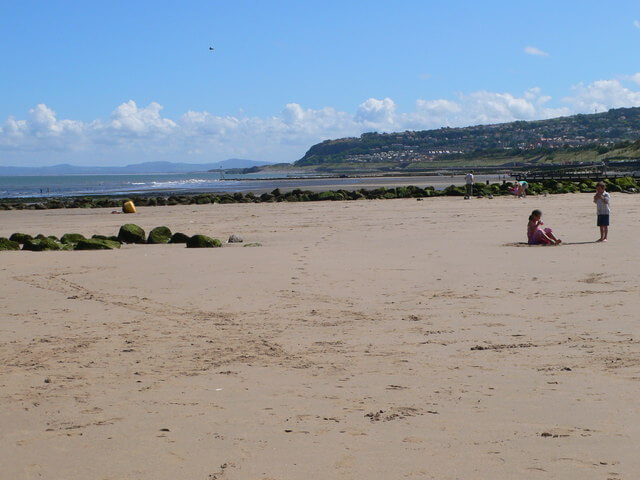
[593,182,610,242]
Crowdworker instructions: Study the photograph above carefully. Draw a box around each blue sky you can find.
[2,0,640,166]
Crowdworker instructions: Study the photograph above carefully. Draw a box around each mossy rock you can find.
[22,237,63,251]
[579,183,596,193]
[92,234,108,240]
[443,185,466,196]
[260,193,274,202]
[317,191,343,201]
[169,232,190,244]
[9,233,33,244]
[74,238,121,250]
[118,224,146,244]
[603,180,622,192]
[614,176,637,189]
[61,233,87,244]
[0,237,20,250]
[243,242,262,247]
[186,235,222,248]
[147,226,172,244]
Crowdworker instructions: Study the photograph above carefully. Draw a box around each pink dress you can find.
[527,221,553,245]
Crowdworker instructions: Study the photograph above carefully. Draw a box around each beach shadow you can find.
[503,241,599,247]
[561,241,600,245]
[503,242,553,247]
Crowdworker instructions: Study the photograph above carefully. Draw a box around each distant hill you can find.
[0,159,271,176]
[295,107,640,169]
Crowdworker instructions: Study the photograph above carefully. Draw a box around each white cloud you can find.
[524,46,549,57]
[406,88,568,129]
[564,79,640,112]
[355,97,397,130]
[3,75,640,165]
[634,19,640,29]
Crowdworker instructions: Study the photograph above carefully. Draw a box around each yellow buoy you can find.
[122,200,136,213]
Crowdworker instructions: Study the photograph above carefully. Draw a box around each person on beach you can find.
[465,171,474,198]
[510,180,528,197]
[593,182,610,242]
[527,209,561,245]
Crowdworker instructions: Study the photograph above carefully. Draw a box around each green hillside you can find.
[294,107,640,170]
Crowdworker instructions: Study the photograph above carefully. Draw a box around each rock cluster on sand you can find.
[3,224,230,252]
[228,234,243,243]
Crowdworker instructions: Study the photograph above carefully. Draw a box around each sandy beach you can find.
[1,193,639,480]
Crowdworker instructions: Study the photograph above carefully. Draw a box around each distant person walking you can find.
[594,182,610,242]
[465,171,474,199]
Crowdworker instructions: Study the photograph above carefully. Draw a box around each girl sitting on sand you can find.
[527,210,561,245]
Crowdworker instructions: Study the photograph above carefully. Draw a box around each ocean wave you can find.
[128,179,214,188]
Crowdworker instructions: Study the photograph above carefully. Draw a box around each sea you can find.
[0,172,504,199]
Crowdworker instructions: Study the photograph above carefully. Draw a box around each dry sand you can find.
[1,193,639,480]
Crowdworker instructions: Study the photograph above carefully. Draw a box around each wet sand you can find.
[1,193,639,479]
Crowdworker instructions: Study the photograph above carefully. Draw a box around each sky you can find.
[1,0,640,167]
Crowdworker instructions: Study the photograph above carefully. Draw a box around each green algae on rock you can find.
[186,235,222,248]
[22,237,63,251]
[0,237,20,250]
[61,233,87,244]
[118,224,146,244]
[74,238,121,250]
[147,226,172,244]
[9,233,33,244]
[169,232,190,244]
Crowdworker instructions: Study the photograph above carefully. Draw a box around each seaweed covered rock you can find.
[614,176,638,191]
[61,233,87,244]
[147,226,172,244]
[74,238,121,250]
[443,185,466,196]
[186,235,222,248]
[0,237,20,250]
[169,232,190,244]
[22,237,63,251]
[118,224,146,244]
[259,193,275,202]
[317,191,343,201]
[9,233,33,244]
